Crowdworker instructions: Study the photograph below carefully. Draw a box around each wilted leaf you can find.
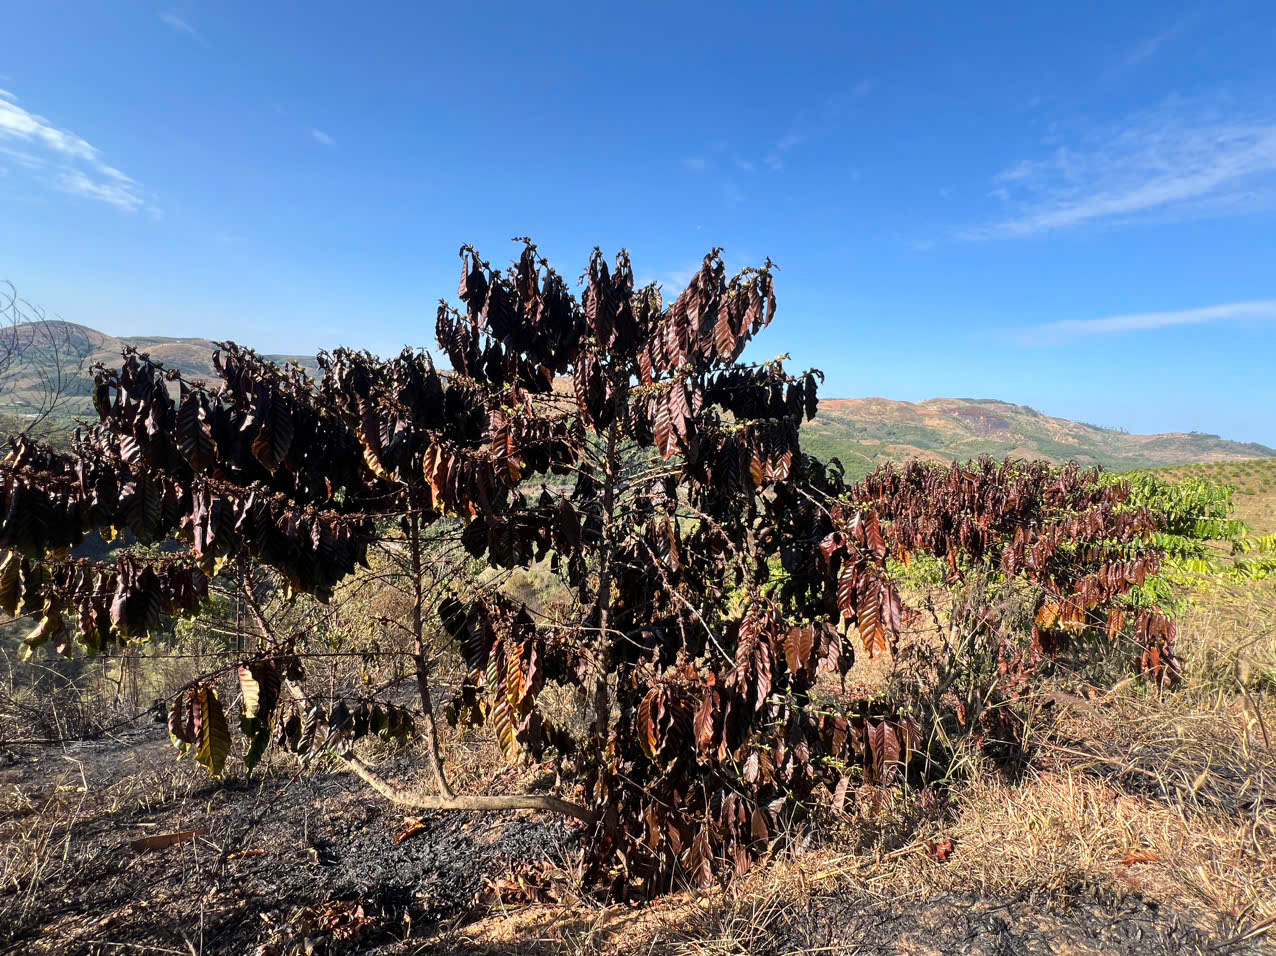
[926,838,955,862]
[129,828,208,853]
[394,817,428,845]
[194,685,232,777]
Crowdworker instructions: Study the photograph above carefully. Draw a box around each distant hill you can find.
[0,320,314,433]
[2,321,1272,472]
[804,397,1275,479]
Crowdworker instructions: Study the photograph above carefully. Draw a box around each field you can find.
[2,461,1274,954]
[802,398,1276,482]
[1147,459,1276,536]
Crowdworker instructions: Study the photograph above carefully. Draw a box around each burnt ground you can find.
[0,726,1267,955]
[430,893,1238,956]
[0,726,576,955]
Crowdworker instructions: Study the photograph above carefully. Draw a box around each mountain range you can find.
[2,321,1272,474]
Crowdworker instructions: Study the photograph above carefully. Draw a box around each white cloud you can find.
[0,88,155,214]
[159,10,208,45]
[1023,299,1276,345]
[56,169,145,212]
[963,97,1276,239]
[682,156,707,172]
[0,144,46,169]
[311,128,335,147]
[0,92,97,163]
[160,11,196,35]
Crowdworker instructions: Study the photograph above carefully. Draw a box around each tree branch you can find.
[341,753,595,824]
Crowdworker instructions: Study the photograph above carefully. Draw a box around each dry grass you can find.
[3,475,1275,952]
[420,574,1276,955]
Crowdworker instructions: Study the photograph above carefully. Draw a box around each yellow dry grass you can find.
[428,571,1276,955]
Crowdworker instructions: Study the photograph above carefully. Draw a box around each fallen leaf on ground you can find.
[129,829,209,853]
[926,838,955,862]
[394,817,427,845]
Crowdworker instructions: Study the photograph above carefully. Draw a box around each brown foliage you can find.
[0,239,1180,897]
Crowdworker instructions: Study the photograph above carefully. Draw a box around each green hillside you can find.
[3,321,1272,473]
[803,397,1275,480]
[0,320,315,438]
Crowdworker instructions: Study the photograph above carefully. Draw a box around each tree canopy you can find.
[0,240,1179,895]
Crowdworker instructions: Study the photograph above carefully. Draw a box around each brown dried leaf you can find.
[395,817,428,845]
[129,828,208,853]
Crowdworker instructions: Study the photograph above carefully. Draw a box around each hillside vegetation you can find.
[804,396,1275,479]
[0,320,313,433]
[1147,458,1276,536]
[2,321,1272,473]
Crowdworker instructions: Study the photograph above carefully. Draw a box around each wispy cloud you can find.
[1124,30,1170,66]
[311,128,335,147]
[682,155,707,172]
[57,170,146,213]
[1022,299,1276,345]
[160,11,195,35]
[0,88,155,214]
[764,124,808,171]
[159,10,208,45]
[1119,12,1196,70]
[0,144,47,170]
[962,97,1276,239]
[762,81,873,171]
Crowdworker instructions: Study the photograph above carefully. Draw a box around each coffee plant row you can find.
[0,240,1177,894]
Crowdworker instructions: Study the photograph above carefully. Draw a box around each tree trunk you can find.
[592,416,620,737]
[255,543,596,826]
[407,506,455,799]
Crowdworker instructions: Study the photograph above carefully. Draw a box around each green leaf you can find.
[241,716,270,773]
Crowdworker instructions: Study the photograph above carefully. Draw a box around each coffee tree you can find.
[0,240,1178,895]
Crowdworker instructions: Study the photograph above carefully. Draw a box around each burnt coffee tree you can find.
[0,240,1178,895]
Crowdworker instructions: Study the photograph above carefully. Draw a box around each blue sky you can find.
[2,2,1275,444]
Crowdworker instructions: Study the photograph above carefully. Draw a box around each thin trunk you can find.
[407,507,455,798]
[592,416,620,736]
[280,677,595,825]
[250,535,594,825]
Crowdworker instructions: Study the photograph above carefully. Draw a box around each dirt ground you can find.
[2,716,1270,956]
[0,727,577,955]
